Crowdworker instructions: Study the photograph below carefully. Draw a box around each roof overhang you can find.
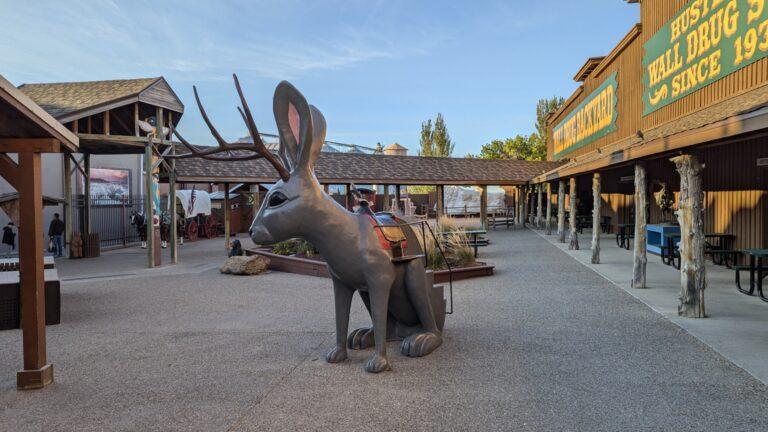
[0,74,78,152]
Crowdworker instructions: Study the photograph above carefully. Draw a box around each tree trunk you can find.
[671,154,706,318]
[632,163,647,289]
[545,182,553,235]
[591,173,601,264]
[536,185,543,228]
[557,180,566,243]
[568,177,579,250]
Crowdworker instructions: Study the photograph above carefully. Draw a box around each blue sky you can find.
[2,0,638,156]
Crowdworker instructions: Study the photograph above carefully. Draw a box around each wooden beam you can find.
[395,185,402,213]
[145,142,155,268]
[103,110,110,135]
[632,163,648,289]
[169,111,178,264]
[71,120,78,134]
[536,184,543,228]
[671,154,706,318]
[435,185,444,219]
[134,103,140,137]
[591,173,601,264]
[568,177,579,250]
[16,151,53,389]
[557,180,566,243]
[480,185,488,230]
[545,182,553,235]
[0,138,60,153]
[382,185,390,212]
[86,116,92,134]
[0,153,21,190]
[83,154,91,234]
[224,183,231,250]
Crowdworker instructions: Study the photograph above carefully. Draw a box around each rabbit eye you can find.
[268,192,288,208]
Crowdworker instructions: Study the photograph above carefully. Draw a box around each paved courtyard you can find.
[1,229,767,431]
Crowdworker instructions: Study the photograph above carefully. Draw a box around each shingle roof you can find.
[173,151,564,185]
[18,77,160,120]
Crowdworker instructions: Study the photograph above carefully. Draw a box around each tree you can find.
[473,135,539,160]
[419,113,454,157]
[532,96,565,159]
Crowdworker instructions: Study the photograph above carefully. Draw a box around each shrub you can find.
[271,238,318,256]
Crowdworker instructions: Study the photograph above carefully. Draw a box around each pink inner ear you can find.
[288,102,300,145]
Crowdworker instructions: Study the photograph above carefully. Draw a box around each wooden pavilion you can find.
[0,74,79,389]
[18,77,185,267]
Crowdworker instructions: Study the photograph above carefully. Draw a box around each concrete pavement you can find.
[1,229,767,431]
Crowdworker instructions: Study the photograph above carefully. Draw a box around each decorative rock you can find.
[220,255,270,275]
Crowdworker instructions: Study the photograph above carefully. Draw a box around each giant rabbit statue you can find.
[172,75,445,373]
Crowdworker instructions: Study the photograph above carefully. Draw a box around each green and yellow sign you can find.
[643,0,768,114]
[553,72,618,160]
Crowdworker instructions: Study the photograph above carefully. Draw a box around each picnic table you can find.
[616,224,634,250]
[660,232,738,270]
[735,249,768,302]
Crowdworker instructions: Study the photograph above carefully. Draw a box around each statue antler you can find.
[168,74,291,182]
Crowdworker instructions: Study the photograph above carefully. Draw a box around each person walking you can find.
[2,222,15,254]
[48,213,65,258]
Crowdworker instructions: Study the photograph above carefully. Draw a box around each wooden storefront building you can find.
[533,0,768,317]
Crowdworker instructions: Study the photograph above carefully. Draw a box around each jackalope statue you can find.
[171,75,445,373]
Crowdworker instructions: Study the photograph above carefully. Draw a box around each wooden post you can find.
[545,183,553,235]
[671,154,706,318]
[169,112,178,264]
[557,180,566,243]
[536,184,543,228]
[395,185,402,213]
[63,155,73,257]
[16,151,53,389]
[480,185,488,230]
[83,153,91,234]
[522,186,529,226]
[134,103,140,137]
[382,185,390,212]
[104,110,110,135]
[632,163,648,289]
[144,142,154,268]
[591,173,601,264]
[569,177,579,250]
[224,183,231,250]
[436,184,444,219]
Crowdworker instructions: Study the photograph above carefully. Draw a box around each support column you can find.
[224,183,231,251]
[436,184,444,219]
[633,163,648,289]
[522,186,528,226]
[671,154,706,318]
[83,153,91,235]
[382,184,390,212]
[144,142,155,268]
[63,155,73,257]
[395,185,402,214]
[17,151,52,389]
[591,173,601,264]
[545,183,553,235]
[536,184,543,228]
[568,177,579,250]
[480,185,488,230]
[557,180,566,243]
[169,111,178,264]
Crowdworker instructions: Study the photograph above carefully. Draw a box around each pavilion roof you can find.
[172,151,564,185]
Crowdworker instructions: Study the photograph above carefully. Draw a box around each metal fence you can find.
[73,195,147,249]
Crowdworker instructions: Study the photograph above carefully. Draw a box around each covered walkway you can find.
[2,229,767,430]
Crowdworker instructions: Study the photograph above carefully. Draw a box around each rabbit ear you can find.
[273,81,325,174]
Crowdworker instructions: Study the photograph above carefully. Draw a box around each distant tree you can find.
[474,135,538,160]
[532,96,565,159]
[419,113,454,157]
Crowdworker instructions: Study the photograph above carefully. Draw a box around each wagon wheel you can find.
[186,220,198,242]
[204,215,217,238]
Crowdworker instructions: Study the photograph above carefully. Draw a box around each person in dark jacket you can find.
[2,222,15,252]
[48,213,65,257]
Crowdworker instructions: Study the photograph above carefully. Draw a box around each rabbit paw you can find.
[401,332,442,358]
[364,354,391,373]
[347,327,375,350]
[325,346,348,364]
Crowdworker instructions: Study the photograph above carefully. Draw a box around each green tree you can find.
[419,113,454,157]
[474,135,538,160]
[532,96,565,159]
